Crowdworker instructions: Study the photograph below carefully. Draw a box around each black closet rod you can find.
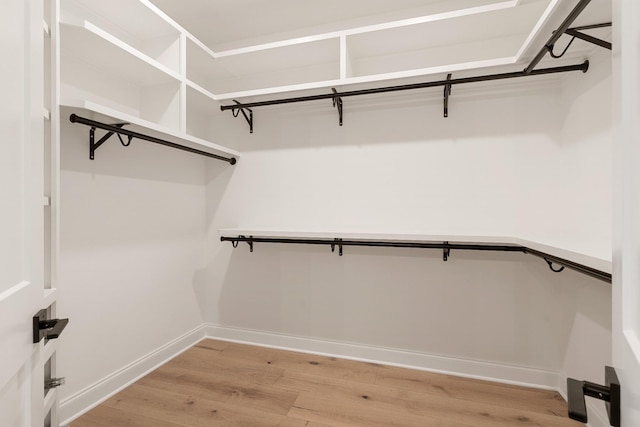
[220,236,612,284]
[221,236,525,252]
[220,61,589,112]
[69,114,237,165]
[524,247,612,283]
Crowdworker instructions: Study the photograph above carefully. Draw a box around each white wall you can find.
[57,118,209,417]
[204,53,612,395]
[53,50,613,423]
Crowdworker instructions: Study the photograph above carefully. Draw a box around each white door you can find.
[0,0,47,425]
[613,0,640,426]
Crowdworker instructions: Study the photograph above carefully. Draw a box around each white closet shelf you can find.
[219,228,612,277]
[61,99,240,160]
[60,16,181,86]
[65,0,180,45]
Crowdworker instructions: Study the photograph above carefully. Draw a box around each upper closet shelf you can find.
[60,15,181,86]
[62,99,240,162]
[219,228,612,282]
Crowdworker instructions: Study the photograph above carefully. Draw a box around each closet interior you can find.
[38,0,617,425]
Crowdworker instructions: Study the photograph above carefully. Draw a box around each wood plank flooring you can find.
[72,339,582,426]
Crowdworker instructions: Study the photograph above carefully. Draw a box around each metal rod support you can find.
[525,248,611,283]
[564,28,612,50]
[221,235,611,284]
[524,0,592,73]
[221,62,588,112]
[70,114,237,165]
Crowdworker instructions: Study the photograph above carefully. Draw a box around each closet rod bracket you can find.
[70,114,237,164]
[332,88,343,126]
[443,74,452,118]
[330,238,343,256]
[564,22,612,51]
[232,100,253,133]
[89,122,129,160]
[443,242,451,261]
[544,258,565,273]
[240,235,254,252]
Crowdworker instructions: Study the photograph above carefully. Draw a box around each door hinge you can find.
[568,366,620,427]
[33,309,69,343]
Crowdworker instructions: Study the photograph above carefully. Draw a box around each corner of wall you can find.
[58,324,207,425]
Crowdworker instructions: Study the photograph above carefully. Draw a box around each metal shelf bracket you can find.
[233,100,253,133]
[70,114,237,164]
[332,88,343,126]
[89,122,129,160]
[443,74,452,118]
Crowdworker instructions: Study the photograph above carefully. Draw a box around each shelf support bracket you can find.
[443,74,452,118]
[233,100,253,134]
[443,241,451,261]
[237,235,254,252]
[544,258,565,273]
[565,22,612,51]
[331,238,343,256]
[89,122,129,160]
[332,88,343,126]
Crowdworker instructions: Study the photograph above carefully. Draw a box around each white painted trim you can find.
[213,1,518,58]
[213,56,518,101]
[60,16,182,83]
[136,0,219,61]
[204,323,560,390]
[623,329,640,365]
[514,0,562,61]
[339,35,349,80]
[42,287,57,309]
[185,79,216,102]
[0,281,30,302]
[43,19,50,37]
[43,338,57,362]
[61,98,241,158]
[44,388,57,414]
[59,324,207,425]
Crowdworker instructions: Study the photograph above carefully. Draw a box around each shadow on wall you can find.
[220,78,565,152]
[213,243,610,374]
[58,117,219,403]
[60,118,213,250]
[558,50,612,148]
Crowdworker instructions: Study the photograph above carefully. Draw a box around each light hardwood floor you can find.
[72,339,582,426]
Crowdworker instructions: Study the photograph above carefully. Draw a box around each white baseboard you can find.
[59,322,566,426]
[203,323,561,390]
[59,324,207,426]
